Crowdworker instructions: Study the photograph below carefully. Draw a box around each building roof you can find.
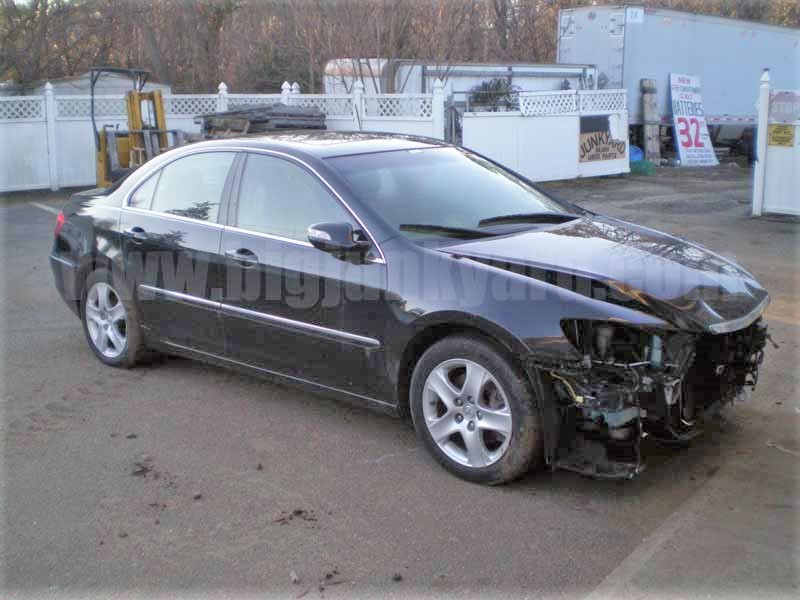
[29,71,172,95]
[43,71,169,86]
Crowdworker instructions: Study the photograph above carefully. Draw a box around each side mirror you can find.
[307,222,371,257]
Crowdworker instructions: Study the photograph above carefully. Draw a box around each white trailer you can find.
[324,59,598,96]
[557,5,800,125]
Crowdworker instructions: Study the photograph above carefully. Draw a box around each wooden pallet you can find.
[197,103,326,138]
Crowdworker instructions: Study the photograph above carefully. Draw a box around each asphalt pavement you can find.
[2,165,798,598]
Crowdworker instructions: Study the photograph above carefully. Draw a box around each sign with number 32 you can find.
[669,73,718,167]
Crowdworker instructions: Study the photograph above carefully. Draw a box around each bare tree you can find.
[1,0,796,92]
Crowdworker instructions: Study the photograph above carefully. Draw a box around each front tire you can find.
[81,268,146,368]
[410,334,542,485]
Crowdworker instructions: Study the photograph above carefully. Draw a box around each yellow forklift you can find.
[91,66,184,188]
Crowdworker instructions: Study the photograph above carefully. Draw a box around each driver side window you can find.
[236,153,354,242]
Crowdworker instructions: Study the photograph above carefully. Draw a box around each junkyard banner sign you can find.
[670,73,718,166]
[579,115,627,163]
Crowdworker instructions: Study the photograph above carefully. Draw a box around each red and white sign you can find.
[669,73,718,166]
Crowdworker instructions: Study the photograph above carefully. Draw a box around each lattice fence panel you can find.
[364,95,433,118]
[55,96,127,118]
[578,90,627,114]
[0,97,45,120]
[519,91,578,116]
[289,95,353,117]
[164,95,219,116]
[226,95,282,110]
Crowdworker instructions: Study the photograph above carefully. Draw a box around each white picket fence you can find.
[0,80,445,193]
[461,88,630,182]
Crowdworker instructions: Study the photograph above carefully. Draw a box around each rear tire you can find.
[410,334,542,485]
[80,268,146,368]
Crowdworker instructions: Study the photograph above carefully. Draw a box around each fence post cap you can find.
[760,69,770,84]
[353,80,364,92]
[291,82,301,94]
[218,82,228,93]
[44,81,53,92]
[433,78,444,91]
[281,81,291,91]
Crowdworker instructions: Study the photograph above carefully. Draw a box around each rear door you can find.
[219,151,389,399]
[120,150,237,354]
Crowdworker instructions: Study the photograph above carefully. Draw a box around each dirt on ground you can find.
[2,163,798,598]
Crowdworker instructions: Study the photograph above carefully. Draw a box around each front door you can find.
[120,151,236,353]
[219,152,388,399]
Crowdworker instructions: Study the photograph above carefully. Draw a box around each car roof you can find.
[185,131,450,160]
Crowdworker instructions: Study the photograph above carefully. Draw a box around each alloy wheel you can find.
[85,281,127,359]
[421,358,513,468]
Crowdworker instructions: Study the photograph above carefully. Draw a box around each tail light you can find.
[54,211,65,236]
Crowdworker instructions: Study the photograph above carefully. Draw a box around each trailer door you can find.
[557,8,625,90]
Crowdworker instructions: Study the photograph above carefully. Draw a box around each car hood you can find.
[441,215,769,332]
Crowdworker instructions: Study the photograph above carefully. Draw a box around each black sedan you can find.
[49,132,769,484]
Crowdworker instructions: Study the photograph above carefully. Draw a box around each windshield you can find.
[327,147,576,240]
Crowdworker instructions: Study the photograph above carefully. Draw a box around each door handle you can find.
[225,248,258,268]
[123,226,148,242]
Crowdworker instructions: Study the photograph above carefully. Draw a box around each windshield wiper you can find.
[478,212,579,227]
[399,224,494,239]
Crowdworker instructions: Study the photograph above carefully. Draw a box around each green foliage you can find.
[468,78,520,111]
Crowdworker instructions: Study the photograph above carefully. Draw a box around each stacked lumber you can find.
[197,103,326,138]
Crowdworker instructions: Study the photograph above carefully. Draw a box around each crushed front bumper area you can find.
[528,319,769,479]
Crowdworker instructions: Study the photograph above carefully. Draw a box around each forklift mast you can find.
[126,89,169,166]
[91,66,178,188]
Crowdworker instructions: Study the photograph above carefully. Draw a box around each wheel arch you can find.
[75,253,129,311]
[394,313,530,417]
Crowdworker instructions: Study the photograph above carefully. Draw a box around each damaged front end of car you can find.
[528,317,769,479]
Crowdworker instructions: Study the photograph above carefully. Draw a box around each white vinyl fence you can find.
[0,80,445,193]
[461,89,630,182]
[0,95,51,191]
[1,78,630,193]
[752,71,800,216]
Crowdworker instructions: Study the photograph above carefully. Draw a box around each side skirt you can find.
[152,338,399,417]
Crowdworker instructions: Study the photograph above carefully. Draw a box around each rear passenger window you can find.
[129,172,158,209]
[237,153,353,241]
[150,152,235,222]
